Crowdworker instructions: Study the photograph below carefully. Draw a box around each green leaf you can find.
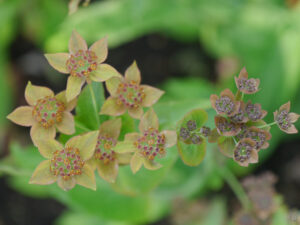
[217,136,235,158]
[177,140,206,167]
[75,82,107,131]
[175,109,208,166]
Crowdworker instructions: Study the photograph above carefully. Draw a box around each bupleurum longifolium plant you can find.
[7,31,300,191]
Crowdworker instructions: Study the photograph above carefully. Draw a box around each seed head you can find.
[233,138,258,167]
[210,89,239,117]
[245,127,271,150]
[230,102,248,123]
[235,67,260,94]
[215,116,241,136]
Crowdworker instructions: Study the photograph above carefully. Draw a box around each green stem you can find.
[88,83,100,127]
[257,121,277,129]
[218,166,251,210]
[232,136,238,145]
[241,92,245,100]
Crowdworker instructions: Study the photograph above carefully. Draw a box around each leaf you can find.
[175,109,208,166]
[217,136,235,158]
[177,140,206,167]
[75,82,107,130]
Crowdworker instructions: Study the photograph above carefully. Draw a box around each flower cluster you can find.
[233,172,278,224]
[209,67,299,167]
[7,31,176,190]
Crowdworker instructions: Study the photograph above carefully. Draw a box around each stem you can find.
[218,166,251,210]
[257,121,277,129]
[232,136,238,145]
[241,92,245,100]
[89,83,100,127]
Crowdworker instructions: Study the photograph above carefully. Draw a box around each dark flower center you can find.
[234,142,252,162]
[276,110,291,130]
[32,96,65,128]
[246,103,262,121]
[187,120,197,131]
[238,78,257,93]
[230,106,245,123]
[116,81,145,108]
[134,128,166,160]
[66,50,98,78]
[50,147,84,180]
[94,135,117,164]
[179,127,190,141]
[245,130,266,149]
[215,96,234,114]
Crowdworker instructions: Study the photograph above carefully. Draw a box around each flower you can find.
[29,131,99,191]
[235,67,260,94]
[100,61,164,119]
[215,116,241,136]
[179,119,207,145]
[119,108,176,173]
[229,101,248,123]
[245,126,271,150]
[7,82,76,146]
[233,138,258,167]
[88,118,123,183]
[45,30,121,101]
[210,89,240,117]
[245,101,267,121]
[274,101,300,134]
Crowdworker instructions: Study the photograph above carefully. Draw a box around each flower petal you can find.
[75,164,96,190]
[57,176,76,191]
[29,160,57,185]
[7,106,34,127]
[30,123,56,146]
[279,101,290,112]
[56,112,75,135]
[289,113,300,123]
[286,124,298,134]
[238,67,248,79]
[96,160,118,183]
[114,140,136,153]
[139,108,159,132]
[105,76,123,96]
[66,131,99,160]
[99,97,126,116]
[128,106,143,119]
[69,30,87,55]
[143,158,162,170]
[141,85,164,107]
[130,152,143,174]
[66,76,85,102]
[90,64,122,82]
[161,130,177,148]
[36,139,64,159]
[117,153,132,165]
[89,37,108,64]
[210,94,218,111]
[125,61,141,84]
[99,118,121,139]
[25,81,54,106]
[55,91,77,111]
[125,133,141,142]
[44,53,70,73]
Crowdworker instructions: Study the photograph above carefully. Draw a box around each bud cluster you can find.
[32,96,65,128]
[179,120,210,145]
[50,147,84,181]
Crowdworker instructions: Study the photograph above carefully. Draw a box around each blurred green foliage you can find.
[1,0,300,224]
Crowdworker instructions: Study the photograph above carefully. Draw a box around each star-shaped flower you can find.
[235,67,260,94]
[45,30,121,101]
[100,61,164,119]
[88,118,124,183]
[29,131,99,191]
[7,82,76,146]
[118,108,177,173]
[274,101,300,134]
[210,89,240,117]
[233,138,258,167]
